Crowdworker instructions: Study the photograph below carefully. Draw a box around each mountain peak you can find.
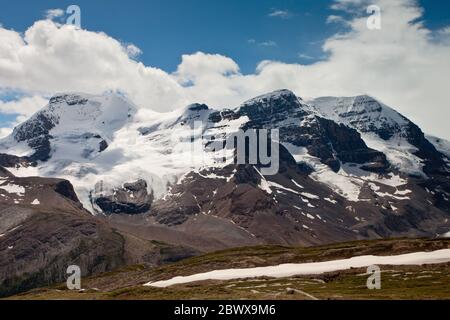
[185,103,210,112]
[49,93,91,106]
[1,92,136,163]
[241,89,299,106]
[237,89,305,118]
[310,94,408,132]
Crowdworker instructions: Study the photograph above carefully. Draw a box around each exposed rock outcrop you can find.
[92,179,154,215]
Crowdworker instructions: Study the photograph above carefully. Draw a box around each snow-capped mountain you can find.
[0,89,449,247]
[309,95,447,177]
[3,93,136,162]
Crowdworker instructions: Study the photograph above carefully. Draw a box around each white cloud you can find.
[0,0,449,139]
[331,0,371,12]
[268,9,292,19]
[298,53,315,60]
[0,127,12,139]
[0,95,48,138]
[439,27,450,35]
[125,44,142,58]
[0,95,47,117]
[174,52,239,85]
[45,9,64,20]
[326,15,349,25]
[0,21,186,112]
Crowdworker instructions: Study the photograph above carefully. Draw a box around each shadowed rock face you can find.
[208,90,390,173]
[11,109,56,162]
[405,121,446,174]
[0,167,125,297]
[315,117,388,171]
[310,94,448,175]
[0,168,198,297]
[93,179,154,215]
[0,153,34,168]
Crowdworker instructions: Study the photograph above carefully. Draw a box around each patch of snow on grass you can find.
[145,249,450,288]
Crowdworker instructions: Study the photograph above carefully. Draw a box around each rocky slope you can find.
[309,95,447,176]
[0,167,197,297]
[0,89,449,252]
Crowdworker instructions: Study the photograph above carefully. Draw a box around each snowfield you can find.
[0,93,249,213]
[145,249,450,288]
[0,182,26,196]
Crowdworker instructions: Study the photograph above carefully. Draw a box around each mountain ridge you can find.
[0,89,448,214]
[0,89,449,296]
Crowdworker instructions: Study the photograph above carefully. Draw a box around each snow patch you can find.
[268,181,300,195]
[291,179,304,189]
[145,249,450,288]
[0,183,25,196]
[301,192,320,200]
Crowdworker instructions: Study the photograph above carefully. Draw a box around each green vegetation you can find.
[5,238,450,300]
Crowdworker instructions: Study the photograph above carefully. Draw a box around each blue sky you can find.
[0,0,448,73]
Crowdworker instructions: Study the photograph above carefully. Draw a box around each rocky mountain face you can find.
[0,89,449,295]
[208,90,388,173]
[310,94,450,214]
[309,95,446,175]
[92,179,154,215]
[0,167,197,297]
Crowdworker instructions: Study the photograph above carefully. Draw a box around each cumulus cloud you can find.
[0,95,48,138]
[174,52,240,84]
[0,127,12,139]
[0,21,186,112]
[326,15,349,25]
[45,9,64,20]
[0,95,47,117]
[439,27,450,35]
[0,0,449,139]
[125,44,142,59]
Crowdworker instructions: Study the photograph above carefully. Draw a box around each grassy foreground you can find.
[5,238,450,300]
